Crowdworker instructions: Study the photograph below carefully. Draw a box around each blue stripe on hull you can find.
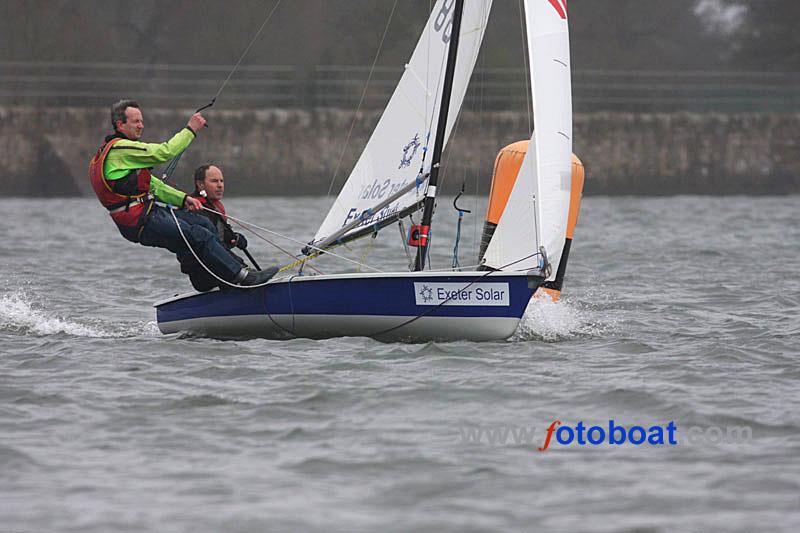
[156,273,536,327]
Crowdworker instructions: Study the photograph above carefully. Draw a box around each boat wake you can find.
[0,291,155,338]
[511,292,607,342]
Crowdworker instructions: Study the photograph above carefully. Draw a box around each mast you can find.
[414,0,465,271]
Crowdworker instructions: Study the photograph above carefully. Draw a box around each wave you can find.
[512,291,613,342]
[0,291,155,338]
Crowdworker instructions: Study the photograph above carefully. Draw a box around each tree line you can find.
[2,0,797,72]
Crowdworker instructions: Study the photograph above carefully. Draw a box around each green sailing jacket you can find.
[102,127,196,207]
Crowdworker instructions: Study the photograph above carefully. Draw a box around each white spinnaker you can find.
[482,0,572,278]
[481,133,538,270]
[313,0,493,245]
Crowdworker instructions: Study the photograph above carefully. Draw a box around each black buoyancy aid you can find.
[88,137,154,234]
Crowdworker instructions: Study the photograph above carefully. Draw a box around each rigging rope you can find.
[169,208,275,289]
[364,250,545,339]
[161,0,284,183]
[451,213,463,269]
[357,232,379,273]
[451,183,471,269]
[202,0,284,110]
[518,0,533,134]
[172,201,390,290]
[398,219,413,270]
[326,0,400,199]
[474,14,488,257]
[226,216,324,275]
[168,201,385,293]
[199,205,383,273]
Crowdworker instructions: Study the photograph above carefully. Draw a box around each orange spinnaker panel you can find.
[485,140,529,225]
[485,140,584,238]
[567,154,584,239]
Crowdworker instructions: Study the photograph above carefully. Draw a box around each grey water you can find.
[1,195,798,532]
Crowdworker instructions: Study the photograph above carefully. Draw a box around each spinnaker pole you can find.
[414,0,465,271]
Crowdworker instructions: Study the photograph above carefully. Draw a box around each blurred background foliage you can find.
[2,0,797,72]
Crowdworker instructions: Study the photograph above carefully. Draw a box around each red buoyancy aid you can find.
[88,138,153,230]
[192,194,237,247]
[197,195,226,219]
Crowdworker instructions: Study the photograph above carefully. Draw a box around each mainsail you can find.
[312,0,493,249]
[482,0,572,278]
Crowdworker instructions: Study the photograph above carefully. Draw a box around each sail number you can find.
[434,0,454,43]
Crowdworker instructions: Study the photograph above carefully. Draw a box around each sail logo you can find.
[434,0,455,43]
[414,283,510,306]
[343,202,401,227]
[548,0,568,19]
[399,133,421,169]
[358,178,409,201]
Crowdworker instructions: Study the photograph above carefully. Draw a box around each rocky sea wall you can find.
[1,106,797,196]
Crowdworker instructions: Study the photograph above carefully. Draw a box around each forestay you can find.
[312,0,493,247]
[482,0,572,277]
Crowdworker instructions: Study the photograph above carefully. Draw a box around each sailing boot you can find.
[240,265,280,287]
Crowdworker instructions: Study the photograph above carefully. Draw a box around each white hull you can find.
[158,313,522,342]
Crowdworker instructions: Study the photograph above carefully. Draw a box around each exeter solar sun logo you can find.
[399,133,421,169]
[548,0,567,19]
[418,284,434,303]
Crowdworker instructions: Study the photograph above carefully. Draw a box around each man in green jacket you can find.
[89,99,277,287]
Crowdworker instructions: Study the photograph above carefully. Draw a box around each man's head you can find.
[194,164,225,201]
[111,99,143,140]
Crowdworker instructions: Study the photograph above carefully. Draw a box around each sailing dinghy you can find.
[155,0,584,342]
